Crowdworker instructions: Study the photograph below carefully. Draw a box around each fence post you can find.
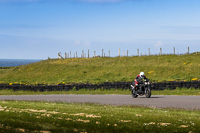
[119,48,120,57]
[173,47,175,55]
[127,50,128,57]
[81,50,83,58]
[76,52,77,58]
[123,51,124,57]
[82,50,84,58]
[137,49,139,56]
[188,47,190,54]
[58,52,63,59]
[65,52,67,59]
[148,48,150,56]
[102,49,104,57]
[94,51,96,57]
[160,48,162,55]
[109,50,110,57]
[88,49,89,58]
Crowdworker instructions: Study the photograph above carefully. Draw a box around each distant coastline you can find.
[0,59,41,67]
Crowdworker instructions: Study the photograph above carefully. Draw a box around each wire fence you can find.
[57,47,198,59]
[1,81,200,92]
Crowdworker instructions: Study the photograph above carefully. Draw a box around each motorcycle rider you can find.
[134,72,149,91]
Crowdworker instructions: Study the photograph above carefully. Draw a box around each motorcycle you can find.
[131,79,151,98]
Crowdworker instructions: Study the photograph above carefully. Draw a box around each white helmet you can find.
[140,72,145,78]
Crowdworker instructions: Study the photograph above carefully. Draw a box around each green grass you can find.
[0,89,130,95]
[0,54,200,84]
[153,88,200,96]
[0,88,200,96]
[1,55,199,133]
[0,101,200,133]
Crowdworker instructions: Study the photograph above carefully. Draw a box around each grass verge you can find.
[1,55,200,84]
[0,101,200,133]
[153,88,200,96]
[0,88,200,96]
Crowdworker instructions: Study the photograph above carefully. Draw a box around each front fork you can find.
[131,85,138,94]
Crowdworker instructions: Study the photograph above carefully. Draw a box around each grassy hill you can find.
[0,54,200,84]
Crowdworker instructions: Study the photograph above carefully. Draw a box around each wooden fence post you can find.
[58,52,63,59]
[119,48,120,57]
[148,48,150,56]
[88,49,89,58]
[137,49,139,56]
[94,51,96,57]
[82,50,84,58]
[160,48,162,55]
[173,47,175,55]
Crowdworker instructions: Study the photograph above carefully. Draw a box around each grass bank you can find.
[0,88,200,96]
[0,54,200,84]
[0,101,200,133]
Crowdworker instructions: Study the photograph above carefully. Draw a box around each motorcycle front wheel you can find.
[131,89,138,98]
[145,88,151,98]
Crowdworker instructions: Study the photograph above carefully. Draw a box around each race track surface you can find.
[0,95,200,110]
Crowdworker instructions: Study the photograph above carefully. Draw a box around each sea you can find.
[0,59,41,67]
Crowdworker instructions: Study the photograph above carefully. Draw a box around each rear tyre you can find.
[131,89,138,98]
[145,88,151,98]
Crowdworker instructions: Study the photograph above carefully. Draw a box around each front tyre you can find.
[145,88,151,98]
[131,89,138,98]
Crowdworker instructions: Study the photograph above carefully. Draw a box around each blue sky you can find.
[0,0,200,59]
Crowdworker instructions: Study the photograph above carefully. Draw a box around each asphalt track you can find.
[0,95,200,110]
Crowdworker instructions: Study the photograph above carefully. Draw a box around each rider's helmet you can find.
[139,72,145,78]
